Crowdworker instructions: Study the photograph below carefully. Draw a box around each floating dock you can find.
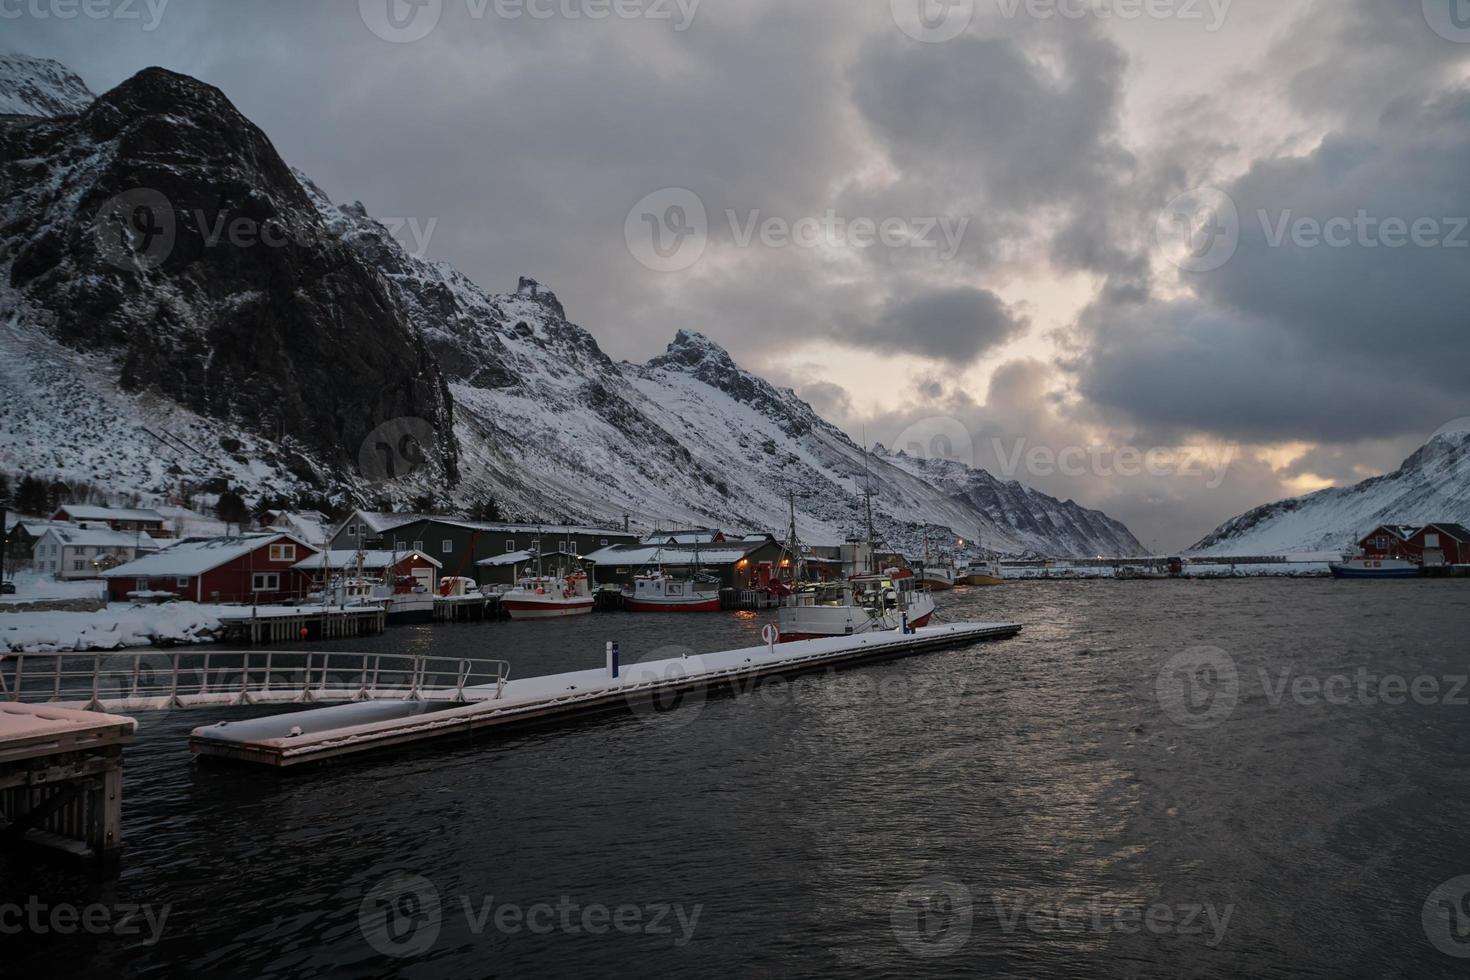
[189,621,1021,767]
[0,702,135,864]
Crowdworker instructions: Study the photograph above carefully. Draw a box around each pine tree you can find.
[16,476,48,516]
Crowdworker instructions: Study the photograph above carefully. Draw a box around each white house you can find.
[33,525,162,580]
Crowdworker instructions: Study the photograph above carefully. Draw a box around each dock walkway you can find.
[190,621,1021,767]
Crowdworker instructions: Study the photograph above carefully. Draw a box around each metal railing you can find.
[0,650,511,712]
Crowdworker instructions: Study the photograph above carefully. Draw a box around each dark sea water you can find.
[5,580,1470,978]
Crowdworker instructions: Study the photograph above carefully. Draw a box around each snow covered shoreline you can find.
[0,602,225,653]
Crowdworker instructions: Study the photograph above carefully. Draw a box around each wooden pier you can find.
[189,620,1022,768]
[432,593,501,622]
[217,606,386,644]
[0,703,135,865]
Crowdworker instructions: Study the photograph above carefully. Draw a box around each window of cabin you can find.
[1425,533,1441,548]
[136,578,148,591]
[505,539,515,552]
[413,540,424,551]
[600,539,608,547]
[73,560,83,571]
[268,544,297,562]
[176,577,189,587]
[442,539,453,554]
[347,525,357,538]
[252,573,280,592]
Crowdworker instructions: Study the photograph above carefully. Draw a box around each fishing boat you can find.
[501,571,595,618]
[778,567,936,641]
[960,558,1004,586]
[920,565,958,590]
[1329,556,1420,579]
[623,572,722,613]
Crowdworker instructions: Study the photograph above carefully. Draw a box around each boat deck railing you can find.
[0,650,512,712]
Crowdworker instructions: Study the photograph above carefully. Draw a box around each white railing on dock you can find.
[0,650,511,713]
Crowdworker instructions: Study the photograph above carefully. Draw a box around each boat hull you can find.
[502,598,595,619]
[962,574,1004,586]
[779,611,933,642]
[624,596,722,613]
[1329,563,1420,579]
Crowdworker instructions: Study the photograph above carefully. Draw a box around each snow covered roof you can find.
[100,534,305,578]
[475,549,584,567]
[293,550,443,571]
[584,541,770,567]
[266,511,331,546]
[41,526,162,550]
[340,511,437,534]
[53,505,166,523]
[424,519,631,537]
[639,529,723,545]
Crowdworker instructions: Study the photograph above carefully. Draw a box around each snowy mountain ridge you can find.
[1190,431,1470,555]
[0,60,1146,557]
[0,52,93,118]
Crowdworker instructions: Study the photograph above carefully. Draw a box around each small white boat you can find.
[501,572,595,619]
[623,573,721,613]
[920,564,957,591]
[778,568,936,640]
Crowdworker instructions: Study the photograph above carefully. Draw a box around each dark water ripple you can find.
[3,580,1469,978]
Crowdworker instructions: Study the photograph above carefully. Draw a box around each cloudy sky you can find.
[10,0,1468,549]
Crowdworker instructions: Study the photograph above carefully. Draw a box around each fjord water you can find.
[5,580,1469,978]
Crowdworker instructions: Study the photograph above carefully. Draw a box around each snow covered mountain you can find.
[0,60,1145,557]
[1190,431,1470,555]
[0,52,93,118]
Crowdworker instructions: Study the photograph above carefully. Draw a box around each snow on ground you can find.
[0,569,104,602]
[0,601,223,652]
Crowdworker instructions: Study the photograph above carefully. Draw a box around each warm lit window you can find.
[268,544,297,562]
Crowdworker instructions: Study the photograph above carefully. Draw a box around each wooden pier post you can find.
[0,703,136,866]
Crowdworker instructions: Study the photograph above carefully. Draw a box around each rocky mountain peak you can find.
[515,276,565,319]
[0,51,93,118]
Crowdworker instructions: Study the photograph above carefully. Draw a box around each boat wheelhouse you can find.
[777,567,936,641]
[623,573,721,613]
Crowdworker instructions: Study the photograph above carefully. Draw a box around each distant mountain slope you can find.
[308,170,1144,554]
[0,60,1144,557]
[0,52,93,118]
[1190,432,1470,555]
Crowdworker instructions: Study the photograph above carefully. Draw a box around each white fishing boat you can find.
[623,573,722,612]
[1329,555,1420,579]
[501,571,595,619]
[778,568,935,641]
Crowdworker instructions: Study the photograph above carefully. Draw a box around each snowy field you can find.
[0,569,106,603]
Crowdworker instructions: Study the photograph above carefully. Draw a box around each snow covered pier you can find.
[216,605,386,644]
[188,621,1021,768]
[0,703,135,865]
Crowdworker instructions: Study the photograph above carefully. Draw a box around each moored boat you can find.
[961,559,1004,586]
[1329,556,1420,579]
[623,573,722,612]
[778,568,936,641]
[501,572,595,618]
[920,564,958,591]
